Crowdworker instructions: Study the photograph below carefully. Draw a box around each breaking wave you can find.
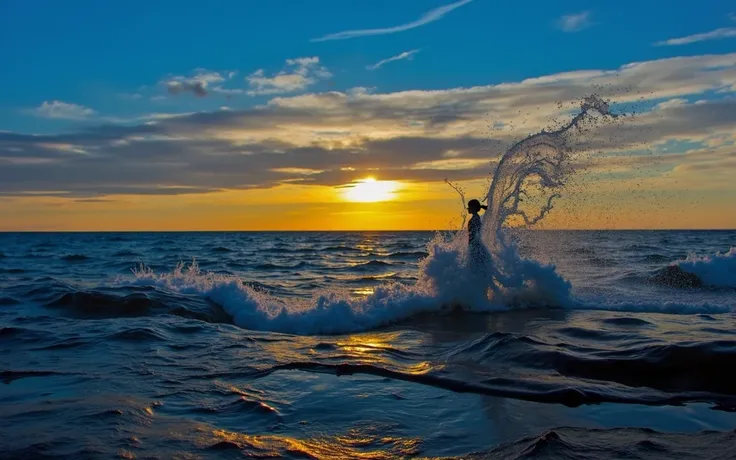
[676,247,736,289]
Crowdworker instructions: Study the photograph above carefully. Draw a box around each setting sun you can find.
[341,178,400,203]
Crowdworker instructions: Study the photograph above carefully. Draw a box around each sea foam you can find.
[676,247,736,289]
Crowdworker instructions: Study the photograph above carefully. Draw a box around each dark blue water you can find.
[1,231,735,459]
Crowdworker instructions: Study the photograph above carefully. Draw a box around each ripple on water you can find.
[601,317,656,327]
[0,297,21,306]
[62,254,91,262]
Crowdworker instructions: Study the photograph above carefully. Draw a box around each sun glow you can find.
[341,177,400,202]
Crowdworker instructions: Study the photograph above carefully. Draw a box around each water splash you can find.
[440,95,617,307]
[484,95,615,248]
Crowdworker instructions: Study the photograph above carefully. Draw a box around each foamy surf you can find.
[130,254,733,335]
[676,247,736,289]
[131,238,511,335]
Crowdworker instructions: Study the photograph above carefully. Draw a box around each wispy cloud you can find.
[31,101,96,120]
[162,69,230,97]
[156,62,329,99]
[368,49,421,71]
[247,57,331,96]
[311,0,473,42]
[558,11,592,32]
[654,27,736,46]
[27,101,196,124]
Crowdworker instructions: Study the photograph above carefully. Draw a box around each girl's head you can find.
[467,199,487,214]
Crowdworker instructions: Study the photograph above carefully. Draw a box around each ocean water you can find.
[1,230,735,459]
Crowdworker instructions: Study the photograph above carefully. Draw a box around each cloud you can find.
[558,11,592,32]
[162,70,232,97]
[156,60,329,99]
[672,144,736,176]
[3,53,736,198]
[246,57,331,96]
[28,101,196,125]
[654,27,736,46]
[31,101,96,120]
[368,49,421,70]
[311,0,473,42]
[654,98,688,110]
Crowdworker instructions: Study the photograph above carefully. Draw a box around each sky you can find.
[1,0,735,230]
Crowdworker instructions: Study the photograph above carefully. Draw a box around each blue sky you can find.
[2,0,734,133]
[1,0,735,229]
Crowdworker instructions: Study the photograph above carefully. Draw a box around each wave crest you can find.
[676,247,736,289]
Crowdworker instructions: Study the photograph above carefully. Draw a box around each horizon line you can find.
[1,228,735,233]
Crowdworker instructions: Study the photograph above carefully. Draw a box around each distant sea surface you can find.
[1,230,735,459]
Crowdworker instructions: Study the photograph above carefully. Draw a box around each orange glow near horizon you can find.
[1,179,735,231]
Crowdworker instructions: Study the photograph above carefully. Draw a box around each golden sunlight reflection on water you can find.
[205,427,421,459]
[330,333,434,374]
[352,287,376,296]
